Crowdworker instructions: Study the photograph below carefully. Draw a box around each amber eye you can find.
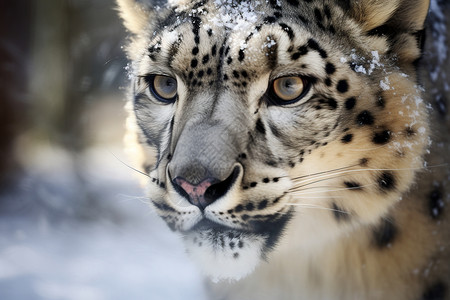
[148,75,177,103]
[270,76,309,105]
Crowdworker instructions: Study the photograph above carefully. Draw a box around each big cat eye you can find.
[269,76,310,105]
[147,75,178,103]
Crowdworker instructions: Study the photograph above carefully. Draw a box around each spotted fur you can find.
[118,0,450,298]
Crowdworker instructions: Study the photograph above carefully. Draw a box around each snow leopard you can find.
[117,0,450,298]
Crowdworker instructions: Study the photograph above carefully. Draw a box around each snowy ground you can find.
[0,146,207,300]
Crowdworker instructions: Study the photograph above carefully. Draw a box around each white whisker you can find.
[286,203,351,215]
[290,183,376,195]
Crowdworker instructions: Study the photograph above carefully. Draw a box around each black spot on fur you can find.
[341,134,353,143]
[314,8,324,24]
[406,126,415,137]
[356,110,375,126]
[377,95,386,108]
[325,98,337,109]
[345,97,356,110]
[191,59,198,68]
[429,188,444,219]
[211,44,217,56]
[229,242,235,249]
[255,118,266,135]
[192,47,199,55]
[336,0,351,10]
[328,25,336,34]
[238,49,245,61]
[245,203,255,211]
[287,0,299,6]
[298,15,308,24]
[202,54,209,64]
[235,204,244,213]
[191,17,201,44]
[325,62,336,75]
[337,80,349,93]
[325,78,332,86]
[378,172,396,191]
[360,158,369,166]
[279,23,295,40]
[421,281,447,300]
[258,200,268,210]
[153,201,176,213]
[372,218,397,248]
[332,202,350,222]
[373,130,391,144]
[264,16,278,24]
[308,39,327,58]
[324,5,332,19]
[344,181,362,190]
[269,0,282,10]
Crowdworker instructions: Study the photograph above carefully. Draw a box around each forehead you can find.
[141,0,323,74]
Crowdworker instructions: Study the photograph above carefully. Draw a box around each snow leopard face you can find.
[118,0,430,281]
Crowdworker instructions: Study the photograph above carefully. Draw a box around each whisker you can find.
[290,183,376,194]
[292,163,359,180]
[292,163,448,183]
[288,195,345,199]
[291,164,446,189]
[110,151,150,178]
[290,174,349,190]
[116,193,149,202]
[286,203,351,215]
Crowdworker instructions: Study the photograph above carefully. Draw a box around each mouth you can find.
[187,208,294,253]
[191,218,244,233]
[182,209,294,281]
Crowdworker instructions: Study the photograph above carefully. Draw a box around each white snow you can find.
[379,77,391,90]
[0,147,207,300]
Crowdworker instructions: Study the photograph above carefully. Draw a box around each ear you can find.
[350,0,430,33]
[116,0,151,33]
[350,0,430,65]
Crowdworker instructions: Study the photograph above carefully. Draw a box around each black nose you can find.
[172,166,240,210]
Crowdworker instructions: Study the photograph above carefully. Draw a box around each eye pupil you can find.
[150,75,177,103]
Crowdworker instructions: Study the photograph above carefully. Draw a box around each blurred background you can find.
[0,1,206,299]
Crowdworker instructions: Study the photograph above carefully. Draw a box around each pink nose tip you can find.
[173,177,217,209]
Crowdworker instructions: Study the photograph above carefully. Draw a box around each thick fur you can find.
[118,0,450,299]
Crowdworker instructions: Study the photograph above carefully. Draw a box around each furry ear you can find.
[350,0,430,65]
[350,0,430,33]
[116,0,151,33]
